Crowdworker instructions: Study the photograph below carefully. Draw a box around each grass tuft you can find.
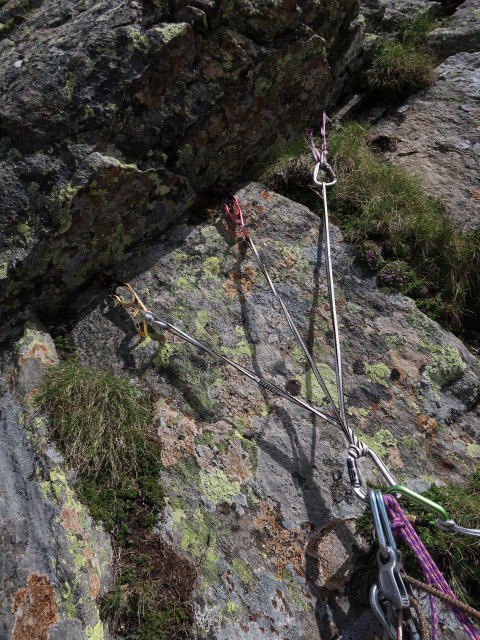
[398,12,435,46]
[328,122,480,331]
[36,361,195,638]
[36,360,155,484]
[366,41,434,96]
[366,13,436,97]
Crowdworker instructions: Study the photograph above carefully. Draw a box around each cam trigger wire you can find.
[141,309,343,428]
[223,196,343,427]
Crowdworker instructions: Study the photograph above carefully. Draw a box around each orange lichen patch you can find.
[223,279,238,297]
[306,519,357,590]
[260,191,272,200]
[254,502,304,577]
[390,351,421,385]
[155,404,200,466]
[418,414,437,452]
[12,574,58,640]
[211,370,264,433]
[89,573,100,598]
[223,265,256,297]
[472,191,480,202]
[222,439,251,481]
[22,388,41,404]
[18,344,55,366]
[278,253,295,269]
[60,507,82,533]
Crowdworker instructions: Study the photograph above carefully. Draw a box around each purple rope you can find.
[383,494,480,640]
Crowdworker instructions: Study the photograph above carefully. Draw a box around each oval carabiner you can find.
[313,162,337,187]
[347,449,398,504]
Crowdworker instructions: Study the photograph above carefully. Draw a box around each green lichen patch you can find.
[422,344,466,398]
[199,468,241,505]
[347,406,369,417]
[221,339,254,359]
[154,340,175,369]
[281,569,309,611]
[223,599,241,620]
[204,256,221,277]
[467,444,480,459]
[231,558,257,585]
[300,363,338,406]
[38,466,104,632]
[153,22,190,43]
[401,433,425,450]
[195,310,212,341]
[178,507,220,585]
[364,362,391,387]
[358,429,397,459]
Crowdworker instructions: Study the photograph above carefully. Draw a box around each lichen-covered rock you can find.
[380,0,442,29]
[0,0,359,326]
[372,51,480,230]
[0,322,113,640]
[428,0,480,57]
[71,182,480,638]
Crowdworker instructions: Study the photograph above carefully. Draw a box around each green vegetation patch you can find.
[329,122,480,332]
[259,120,480,334]
[36,361,195,638]
[366,41,434,96]
[366,13,435,97]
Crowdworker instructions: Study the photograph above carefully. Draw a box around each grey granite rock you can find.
[0,323,114,640]
[71,182,480,638]
[373,51,480,230]
[428,0,480,56]
[0,0,360,326]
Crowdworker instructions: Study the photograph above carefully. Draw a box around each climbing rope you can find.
[408,593,430,640]
[383,493,480,639]
[402,575,480,623]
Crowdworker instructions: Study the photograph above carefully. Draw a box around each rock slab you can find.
[72,182,480,638]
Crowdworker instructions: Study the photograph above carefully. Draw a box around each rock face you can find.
[428,0,480,57]
[0,0,359,326]
[0,324,113,640]
[381,0,442,29]
[372,51,480,231]
[71,182,480,638]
